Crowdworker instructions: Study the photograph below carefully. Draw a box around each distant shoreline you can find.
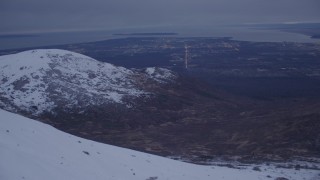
[310,35,320,39]
[113,33,178,36]
[0,34,38,38]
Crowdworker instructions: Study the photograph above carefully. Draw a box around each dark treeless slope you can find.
[40,75,320,162]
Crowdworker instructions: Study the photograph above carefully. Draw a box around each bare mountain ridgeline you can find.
[1,38,320,163]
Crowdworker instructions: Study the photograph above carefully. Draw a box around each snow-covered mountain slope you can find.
[0,49,175,115]
[1,109,319,180]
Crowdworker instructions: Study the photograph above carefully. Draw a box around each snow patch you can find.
[145,67,175,83]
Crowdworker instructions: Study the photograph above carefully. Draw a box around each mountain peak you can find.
[0,49,175,115]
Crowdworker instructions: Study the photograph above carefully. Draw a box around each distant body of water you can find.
[0,27,319,50]
[0,31,115,50]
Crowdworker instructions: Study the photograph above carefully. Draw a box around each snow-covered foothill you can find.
[1,109,319,180]
[0,49,145,114]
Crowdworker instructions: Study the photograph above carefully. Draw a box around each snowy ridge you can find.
[0,49,148,114]
[1,109,319,180]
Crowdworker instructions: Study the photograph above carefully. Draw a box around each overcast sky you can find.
[1,0,319,34]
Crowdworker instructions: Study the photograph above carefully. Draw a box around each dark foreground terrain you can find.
[1,37,320,163]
